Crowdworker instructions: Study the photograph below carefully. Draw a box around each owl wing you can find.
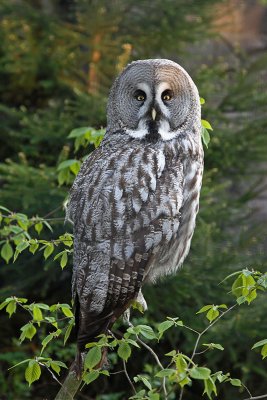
[68,141,184,348]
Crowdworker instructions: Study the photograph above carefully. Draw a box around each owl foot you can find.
[122,291,147,326]
[136,290,148,312]
[123,308,132,326]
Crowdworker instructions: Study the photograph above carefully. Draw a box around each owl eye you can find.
[162,90,173,102]
[134,90,146,102]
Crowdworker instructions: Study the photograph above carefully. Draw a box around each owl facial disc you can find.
[107,59,200,143]
[126,81,177,142]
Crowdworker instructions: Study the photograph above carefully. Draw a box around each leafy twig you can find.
[191,304,237,360]
[136,336,167,400]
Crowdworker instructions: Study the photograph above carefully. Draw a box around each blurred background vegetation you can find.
[0,0,267,399]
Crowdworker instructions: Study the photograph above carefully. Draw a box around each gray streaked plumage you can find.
[67,59,204,356]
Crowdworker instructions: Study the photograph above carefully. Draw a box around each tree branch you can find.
[54,368,82,400]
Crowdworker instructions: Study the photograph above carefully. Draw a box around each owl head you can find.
[107,59,201,142]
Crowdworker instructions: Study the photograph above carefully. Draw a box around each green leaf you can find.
[20,323,36,342]
[148,392,160,400]
[175,354,187,374]
[155,369,175,378]
[85,341,98,349]
[189,367,211,380]
[127,326,141,336]
[58,233,73,247]
[68,126,91,138]
[57,159,79,171]
[230,378,242,387]
[6,300,16,317]
[35,222,43,235]
[118,341,131,361]
[131,299,144,313]
[218,304,228,309]
[60,252,68,269]
[83,370,100,385]
[0,298,13,310]
[16,241,29,254]
[246,288,257,304]
[52,360,67,368]
[64,319,75,345]
[261,344,267,359]
[8,359,31,370]
[165,350,176,357]
[29,241,39,254]
[134,375,152,390]
[139,325,157,340]
[206,307,220,323]
[0,205,10,213]
[41,334,54,354]
[157,320,174,335]
[201,119,213,130]
[44,244,54,260]
[215,371,229,383]
[200,97,205,105]
[125,338,140,348]
[35,303,49,310]
[50,361,61,374]
[129,390,146,399]
[196,305,213,314]
[84,346,102,370]
[58,169,70,185]
[100,369,110,376]
[48,360,66,375]
[177,373,191,388]
[16,214,29,230]
[69,161,81,175]
[252,338,267,349]
[61,306,73,318]
[33,305,43,322]
[25,360,41,386]
[203,343,224,351]
[232,274,244,297]
[201,127,210,148]
[257,273,267,289]
[232,273,256,301]
[1,242,13,263]
[236,295,247,305]
[203,377,217,399]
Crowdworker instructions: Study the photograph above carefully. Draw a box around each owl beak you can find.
[151,108,157,121]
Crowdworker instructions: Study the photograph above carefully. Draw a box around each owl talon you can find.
[123,308,132,326]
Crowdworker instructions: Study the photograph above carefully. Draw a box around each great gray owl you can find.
[67,59,204,369]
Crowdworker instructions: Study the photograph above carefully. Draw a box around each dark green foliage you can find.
[0,0,267,399]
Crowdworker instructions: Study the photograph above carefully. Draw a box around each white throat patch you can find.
[126,119,178,141]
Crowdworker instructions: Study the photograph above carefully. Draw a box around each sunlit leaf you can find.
[25,360,41,386]
[1,242,13,263]
[118,341,131,361]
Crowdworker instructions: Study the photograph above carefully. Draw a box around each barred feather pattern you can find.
[68,130,203,350]
[67,59,204,352]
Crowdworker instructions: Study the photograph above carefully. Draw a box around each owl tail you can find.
[77,311,115,350]
[73,310,115,378]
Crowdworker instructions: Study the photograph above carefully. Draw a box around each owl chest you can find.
[145,157,203,282]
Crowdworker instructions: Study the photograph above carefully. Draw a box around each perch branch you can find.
[54,356,85,400]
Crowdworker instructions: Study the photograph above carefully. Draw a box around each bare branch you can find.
[123,359,136,394]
